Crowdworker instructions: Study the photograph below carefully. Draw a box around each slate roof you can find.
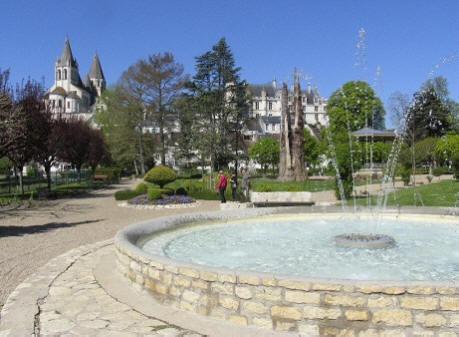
[261,115,281,124]
[248,84,278,97]
[50,87,67,96]
[59,38,78,67]
[88,53,105,80]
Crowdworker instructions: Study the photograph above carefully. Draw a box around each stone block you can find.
[304,306,341,319]
[278,279,311,291]
[298,324,319,336]
[382,287,405,295]
[148,268,160,280]
[355,285,383,294]
[235,286,252,299]
[130,260,142,272]
[179,267,200,278]
[401,296,438,310]
[192,279,208,290]
[345,310,369,321]
[182,290,200,303]
[252,317,273,329]
[311,283,342,291]
[441,297,459,311]
[180,300,196,312]
[368,296,397,308]
[407,286,434,295]
[450,314,459,327]
[174,275,191,287]
[437,287,456,295]
[285,290,320,304]
[271,306,302,320]
[372,310,412,326]
[255,287,282,301]
[275,321,296,331]
[160,272,172,285]
[415,313,446,327]
[229,315,247,325]
[149,260,164,270]
[117,252,130,266]
[438,333,458,337]
[169,286,182,297]
[238,274,260,285]
[412,331,435,337]
[380,330,407,337]
[200,271,218,281]
[218,273,236,283]
[165,264,178,274]
[321,327,355,337]
[144,278,155,291]
[324,294,366,307]
[219,296,239,310]
[211,282,233,295]
[210,308,226,319]
[262,277,277,286]
[359,329,379,337]
[155,282,168,295]
[242,301,266,314]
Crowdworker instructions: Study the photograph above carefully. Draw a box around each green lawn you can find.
[251,178,335,192]
[352,180,459,207]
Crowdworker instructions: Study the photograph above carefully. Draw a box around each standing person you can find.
[217,170,227,203]
[241,168,250,200]
[230,171,237,201]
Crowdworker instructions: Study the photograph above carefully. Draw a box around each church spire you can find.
[88,52,105,80]
[60,37,77,67]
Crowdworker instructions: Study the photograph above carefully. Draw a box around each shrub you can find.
[175,187,187,195]
[147,188,162,201]
[147,187,174,200]
[134,182,148,194]
[144,165,177,188]
[399,167,411,186]
[453,152,459,180]
[432,167,452,176]
[115,189,142,200]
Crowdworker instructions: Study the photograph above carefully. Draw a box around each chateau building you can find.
[243,81,328,140]
[45,38,106,121]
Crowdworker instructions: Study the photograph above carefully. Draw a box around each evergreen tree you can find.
[190,38,249,171]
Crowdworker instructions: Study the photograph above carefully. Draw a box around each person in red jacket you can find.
[217,170,227,203]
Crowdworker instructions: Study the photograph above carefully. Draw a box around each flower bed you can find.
[127,194,195,206]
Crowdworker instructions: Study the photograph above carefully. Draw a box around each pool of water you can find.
[140,214,459,281]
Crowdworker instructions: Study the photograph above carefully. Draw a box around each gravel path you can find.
[0,179,220,314]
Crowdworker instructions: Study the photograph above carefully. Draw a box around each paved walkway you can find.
[38,244,202,337]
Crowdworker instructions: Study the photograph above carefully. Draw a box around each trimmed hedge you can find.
[147,187,174,201]
[175,187,187,195]
[144,165,177,188]
[114,189,142,200]
[135,182,148,194]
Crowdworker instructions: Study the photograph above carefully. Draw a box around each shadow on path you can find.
[0,219,103,237]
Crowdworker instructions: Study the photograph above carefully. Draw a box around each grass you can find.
[352,180,459,207]
[251,178,335,192]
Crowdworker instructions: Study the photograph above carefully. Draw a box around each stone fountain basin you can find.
[114,208,459,335]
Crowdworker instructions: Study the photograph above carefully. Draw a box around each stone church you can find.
[45,38,105,121]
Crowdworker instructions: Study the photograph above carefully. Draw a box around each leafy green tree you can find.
[358,141,391,164]
[435,133,459,165]
[190,37,249,170]
[303,128,325,168]
[248,137,280,172]
[327,80,385,134]
[174,94,196,170]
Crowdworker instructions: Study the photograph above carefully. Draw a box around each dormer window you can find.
[64,69,67,80]
[57,69,61,80]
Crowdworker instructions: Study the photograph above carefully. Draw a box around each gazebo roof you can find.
[352,127,396,138]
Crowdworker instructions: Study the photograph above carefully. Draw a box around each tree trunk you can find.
[137,132,146,175]
[45,164,52,192]
[278,82,295,181]
[291,72,307,181]
[133,160,139,176]
[18,167,24,195]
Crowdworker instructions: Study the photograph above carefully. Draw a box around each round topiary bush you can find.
[147,188,162,201]
[144,165,177,188]
[134,182,148,194]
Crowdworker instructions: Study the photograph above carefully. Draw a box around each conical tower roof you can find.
[88,53,105,80]
[60,38,77,67]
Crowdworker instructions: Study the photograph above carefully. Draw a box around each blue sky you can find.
[1,0,457,126]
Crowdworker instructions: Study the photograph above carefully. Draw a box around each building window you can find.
[57,69,61,80]
[58,100,62,108]
[255,101,259,110]
[314,106,318,112]
[67,101,70,109]
[64,69,67,80]
[268,102,272,110]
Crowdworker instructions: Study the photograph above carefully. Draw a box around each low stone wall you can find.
[115,210,459,336]
[250,192,313,206]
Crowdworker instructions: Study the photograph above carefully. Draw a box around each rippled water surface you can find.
[140,215,459,281]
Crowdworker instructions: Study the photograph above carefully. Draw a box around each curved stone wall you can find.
[115,209,459,336]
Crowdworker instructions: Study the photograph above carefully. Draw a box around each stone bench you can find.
[250,191,314,206]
